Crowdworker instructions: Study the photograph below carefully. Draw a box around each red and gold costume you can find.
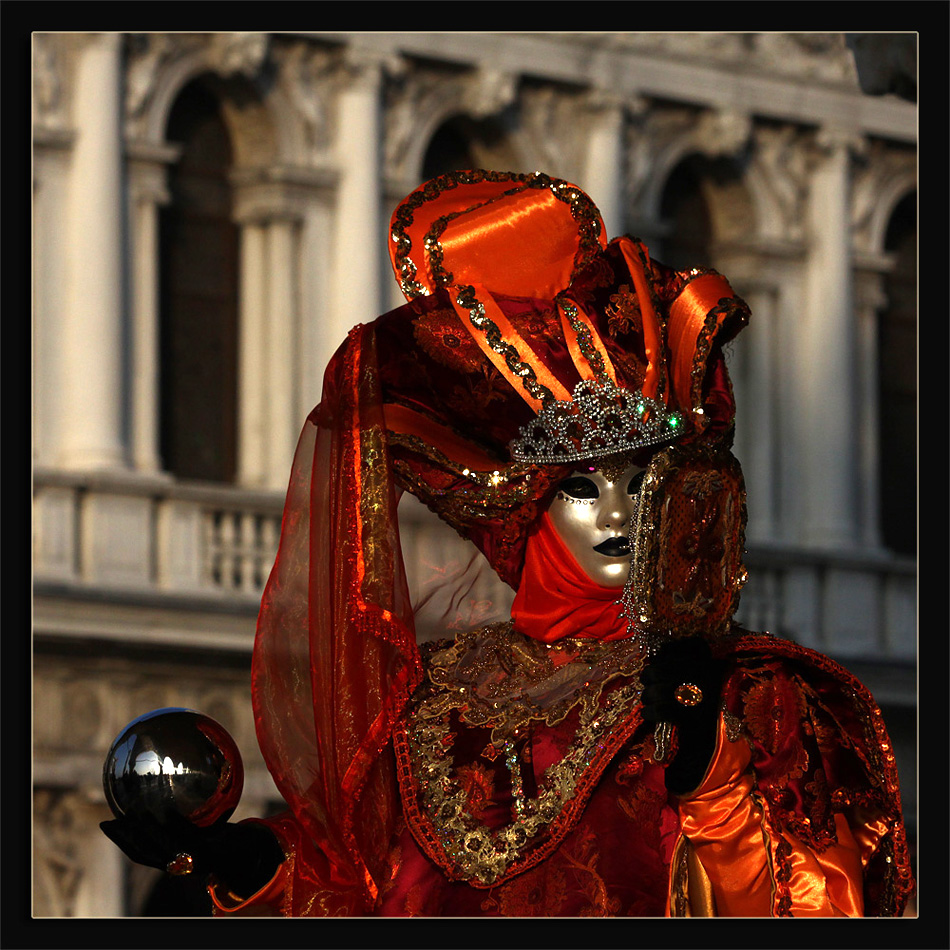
[210,171,913,917]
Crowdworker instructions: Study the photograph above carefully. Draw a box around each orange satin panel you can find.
[667,273,737,415]
[449,285,572,413]
[776,815,864,917]
[438,185,601,300]
[390,177,542,297]
[617,239,663,400]
[848,812,893,868]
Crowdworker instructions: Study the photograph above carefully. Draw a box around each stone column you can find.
[237,219,268,487]
[232,177,307,491]
[732,281,779,544]
[265,216,300,489]
[298,198,335,415]
[583,96,625,240]
[330,49,385,343]
[59,33,127,471]
[798,129,862,549]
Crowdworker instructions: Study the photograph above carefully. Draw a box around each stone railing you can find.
[32,469,283,602]
[33,470,916,675]
[735,541,917,671]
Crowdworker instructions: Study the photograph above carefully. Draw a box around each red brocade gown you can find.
[209,516,913,918]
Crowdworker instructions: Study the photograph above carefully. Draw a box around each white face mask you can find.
[546,462,647,588]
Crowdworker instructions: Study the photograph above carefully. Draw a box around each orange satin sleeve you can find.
[209,814,364,917]
[675,717,868,917]
[675,717,775,916]
[776,815,864,917]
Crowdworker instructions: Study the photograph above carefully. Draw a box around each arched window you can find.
[159,78,239,483]
[658,155,715,270]
[421,114,517,182]
[878,192,916,555]
[422,118,480,180]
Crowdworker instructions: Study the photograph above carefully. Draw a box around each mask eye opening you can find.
[627,470,646,496]
[557,475,599,500]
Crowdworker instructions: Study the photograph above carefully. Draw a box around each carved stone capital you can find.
[850,139,916,255]
[340,41,401,92]
[813,124,869,162]
[230,165,336,224]
[32,33,68,131]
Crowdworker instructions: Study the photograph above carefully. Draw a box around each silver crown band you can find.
[509,377,684,465]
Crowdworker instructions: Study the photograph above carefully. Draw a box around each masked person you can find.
[103,170,914,917]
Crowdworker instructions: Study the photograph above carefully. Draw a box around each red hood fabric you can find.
[510,512,632,643]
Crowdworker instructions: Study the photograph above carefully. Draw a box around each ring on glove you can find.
[674,683,703,707]
[166,852,195,876]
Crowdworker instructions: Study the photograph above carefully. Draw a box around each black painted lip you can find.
[594,537,630,557]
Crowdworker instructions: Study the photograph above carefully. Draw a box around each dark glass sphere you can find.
[103,708,243,827]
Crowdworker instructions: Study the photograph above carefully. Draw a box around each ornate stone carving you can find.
[461,67,518,120]
[272,40,339,163]
[208,32,269,79]
[32,34,64,128]
[518,85,590,182]
[33,789,87,917]
[124,32,271,145]
[850,140,917,256]
[693,109,752,159]
[384,64,450,177]
[124,32,180,127]
[749,124,812,242]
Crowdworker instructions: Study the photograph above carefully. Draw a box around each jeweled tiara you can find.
[509,377,684,465]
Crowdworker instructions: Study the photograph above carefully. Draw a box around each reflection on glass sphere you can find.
[103,708,243,827]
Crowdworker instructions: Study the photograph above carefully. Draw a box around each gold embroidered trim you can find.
[401,623,646,885]
[454,286,558,407]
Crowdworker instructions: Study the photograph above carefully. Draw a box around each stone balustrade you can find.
[34,470,916,682]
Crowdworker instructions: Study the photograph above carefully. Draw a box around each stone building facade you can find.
[31,32,917,917]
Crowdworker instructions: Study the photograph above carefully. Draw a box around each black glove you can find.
[640,636,724,794]
[100,811,284,898]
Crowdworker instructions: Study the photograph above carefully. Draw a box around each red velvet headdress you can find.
[251,170,751,908]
